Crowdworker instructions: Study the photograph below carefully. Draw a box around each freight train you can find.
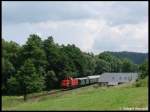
[61,75,100,88]
[61,73,138,88]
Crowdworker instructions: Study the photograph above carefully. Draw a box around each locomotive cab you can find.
[61,77,78,89]
[61,79,70,88]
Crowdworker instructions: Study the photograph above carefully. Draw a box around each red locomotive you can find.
[61,77,78,89]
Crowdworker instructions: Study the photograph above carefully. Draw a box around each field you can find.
[2,83,148,111]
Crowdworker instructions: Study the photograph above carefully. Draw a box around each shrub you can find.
[133,77,148,87]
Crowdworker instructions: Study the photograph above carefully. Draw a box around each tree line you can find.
[105,51,148,64]
[2,34,148,100]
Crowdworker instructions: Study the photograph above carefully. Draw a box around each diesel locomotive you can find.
[61,75,100,88]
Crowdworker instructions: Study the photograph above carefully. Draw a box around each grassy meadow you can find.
[2,80,148,111]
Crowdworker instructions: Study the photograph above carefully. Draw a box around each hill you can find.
[104,51,148,64]
[2,83,148,110]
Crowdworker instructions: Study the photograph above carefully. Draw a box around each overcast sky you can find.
[2,1,148,54]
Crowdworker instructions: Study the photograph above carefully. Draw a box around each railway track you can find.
[28,84,98,100]
[28,88,69,99]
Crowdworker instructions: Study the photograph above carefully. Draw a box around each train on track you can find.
[61,73,138,88]
[61,75,100,88]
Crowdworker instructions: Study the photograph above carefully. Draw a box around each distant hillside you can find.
[104,51,148,64]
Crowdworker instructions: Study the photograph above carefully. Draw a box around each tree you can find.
[2,39,20,94]
[131,64,139,72]
[97,52,122,72]
[61,44,89,77]
[2,39,21,70]
[139,60,148,79]
[43,36,61,73]
[82,53,96,76]
[2,58,15,94]
[121,58,134,72]
[10,59,45,101]
[45,70,58,90]
[7,76,19,95]
[95,58,110,74]
[20,34,47,75]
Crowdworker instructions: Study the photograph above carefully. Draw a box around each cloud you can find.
[2,19,148,54]
[2,1,97,24]
[2,1,148,54]
[2,1,148,25]
[92,21,148,53]
[2,19,102,51]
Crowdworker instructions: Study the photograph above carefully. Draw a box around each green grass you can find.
[2,83,148,110]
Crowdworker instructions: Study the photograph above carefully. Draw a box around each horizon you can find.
[2,1,148,54]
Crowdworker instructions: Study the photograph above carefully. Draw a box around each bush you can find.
[133,77,148,87]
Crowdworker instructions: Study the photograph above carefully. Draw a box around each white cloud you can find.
[2,1,148,25]
[2,19,148,54]
[2,1,148,54]
[92,21,148,54]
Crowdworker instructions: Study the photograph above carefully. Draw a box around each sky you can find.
[2,1,148,54]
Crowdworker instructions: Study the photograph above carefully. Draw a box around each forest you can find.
[2,34,148,98]
[106,51,148,64]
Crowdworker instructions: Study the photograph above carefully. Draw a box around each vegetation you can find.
[2,84,148,110]
[2,34,148,100]
[133,77,148,87]
[7,59,45,101]
[106,51,148,64]
[139,60,148,79]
